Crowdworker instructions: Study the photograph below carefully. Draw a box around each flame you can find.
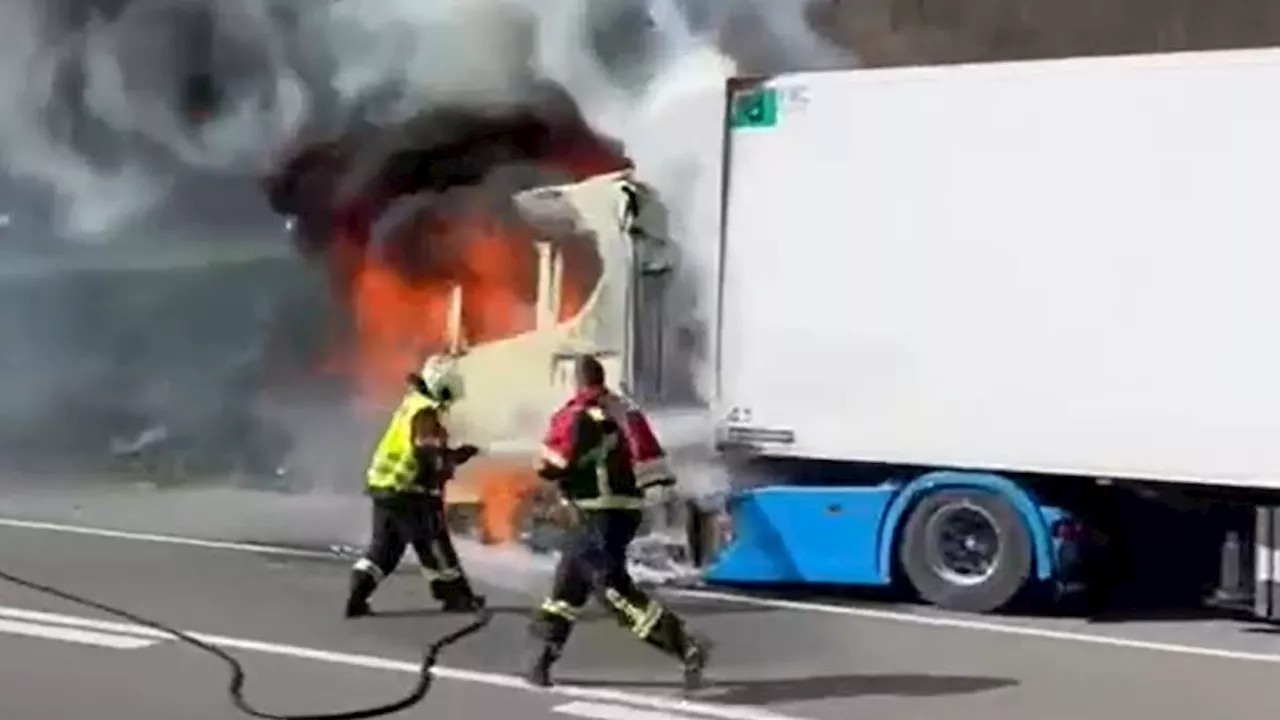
[311,123,627,406]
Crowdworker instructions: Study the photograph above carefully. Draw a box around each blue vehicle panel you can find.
[703,469,1079,589]
[703,484,898,585]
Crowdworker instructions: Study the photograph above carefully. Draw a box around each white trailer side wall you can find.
[717,48,1280,490]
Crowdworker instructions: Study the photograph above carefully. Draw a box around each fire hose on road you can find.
[0,565,493,719]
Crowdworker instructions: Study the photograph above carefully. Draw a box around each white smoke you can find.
[0,0,849,239]
[0,0,852,560]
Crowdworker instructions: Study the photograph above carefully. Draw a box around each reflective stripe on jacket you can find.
[541,394,645,509]
[541,388,674,498]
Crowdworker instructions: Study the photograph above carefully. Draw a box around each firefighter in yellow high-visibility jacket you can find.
[344,358,485,617]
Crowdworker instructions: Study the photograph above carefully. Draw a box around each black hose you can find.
[0,566,493,720]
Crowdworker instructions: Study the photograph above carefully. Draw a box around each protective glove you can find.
[536,463,568,481]
[452,444,480,465]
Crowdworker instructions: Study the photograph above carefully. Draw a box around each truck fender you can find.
[876,471,1056,582]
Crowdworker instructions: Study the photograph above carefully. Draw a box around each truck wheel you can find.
[898,489,1033,613]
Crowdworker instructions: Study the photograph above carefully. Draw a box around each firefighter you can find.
[344,358,486,618]
[525,355,709,690]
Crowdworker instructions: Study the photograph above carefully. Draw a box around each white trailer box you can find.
[716,48,1280,490]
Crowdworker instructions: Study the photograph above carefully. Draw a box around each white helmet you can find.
[411,355,464,406]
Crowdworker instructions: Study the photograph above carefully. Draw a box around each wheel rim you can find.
[924,501,1002,586]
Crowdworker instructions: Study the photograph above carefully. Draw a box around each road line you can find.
[5,516,1280,666]
[0,617,158,649]
[0,518,335,560]
[0,605,803,720]
[665,587,1280,663]
[554,700,696,720]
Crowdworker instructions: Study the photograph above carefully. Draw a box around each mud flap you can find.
[1255,507,1280,619]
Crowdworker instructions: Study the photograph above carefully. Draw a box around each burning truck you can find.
[262,80,679,544]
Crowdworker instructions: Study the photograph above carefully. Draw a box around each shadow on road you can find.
[690,583,903,607]
[1009,588,1257,625]
[562,673,1017,704]
[369,598,774,620]
[371,606,530,619]
[1080,603,1256,625]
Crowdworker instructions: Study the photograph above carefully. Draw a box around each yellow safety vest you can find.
[365,392,439,494]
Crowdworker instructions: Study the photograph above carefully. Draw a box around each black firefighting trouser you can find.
[352,491,474,602]
[529,508,692,659]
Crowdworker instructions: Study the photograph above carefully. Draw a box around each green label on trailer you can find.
[730,88,778,129]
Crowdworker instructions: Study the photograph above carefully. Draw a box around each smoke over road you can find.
[0,0,852,553]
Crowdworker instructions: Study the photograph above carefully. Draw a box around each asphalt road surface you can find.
[2,514,1280,720]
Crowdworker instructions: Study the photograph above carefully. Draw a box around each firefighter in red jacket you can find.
[524,355,709,690]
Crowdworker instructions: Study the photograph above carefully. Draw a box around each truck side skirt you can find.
[704,469,1067,588]
[703,484,897,585]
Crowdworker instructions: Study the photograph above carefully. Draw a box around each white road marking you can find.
[0,605,803,720]
[0,518,335,560]
[2,516,1279,666]
[555,700,698,720]
[666,587,1280,663]
[0,617,159,649]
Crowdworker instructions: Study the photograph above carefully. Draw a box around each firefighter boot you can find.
[681,633,711,693]
[344,570,378,618]
[526,610,572,687]
[434,577,487,613]
[645,611,710,692]
[524,641,561,688]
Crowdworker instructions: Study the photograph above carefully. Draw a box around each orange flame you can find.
[317,129,627,406]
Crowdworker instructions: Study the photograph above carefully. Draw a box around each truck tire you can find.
[898,489,1033,613]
